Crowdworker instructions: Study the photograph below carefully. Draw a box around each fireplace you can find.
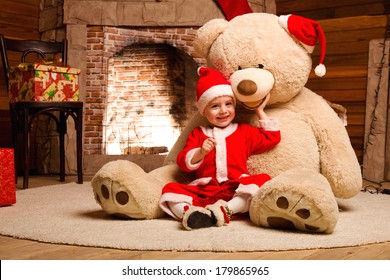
[85,26,200,155]
[38,0,274,172]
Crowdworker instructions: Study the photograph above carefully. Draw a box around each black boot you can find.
[182,206,216,230]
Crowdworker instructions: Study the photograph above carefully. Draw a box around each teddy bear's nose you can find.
[237,80,258,96]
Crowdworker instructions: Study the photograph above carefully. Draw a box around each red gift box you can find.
[8,63,80,102]
[0,148,16,206]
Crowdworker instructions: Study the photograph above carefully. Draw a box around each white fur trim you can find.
[213,127,228,183]
[201,123,237,138]
[185,148,203,170]
[212,124,238,183]
[300,43,315,53]
[197,84,234,115]
[259,118,279,131]
[206,200,228,227]
[160,193,193,219]
[200,126,214,137]
[189,177,212,186]
[199,124,238,183]
[235,183,260,197]
[315,64,326,77]
[234,184,260,213]
[278,14,290,31]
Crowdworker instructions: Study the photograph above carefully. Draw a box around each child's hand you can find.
[258,92,270,111]
[256,93,271,120]
[200,138,216,155]
[190,138,216,165]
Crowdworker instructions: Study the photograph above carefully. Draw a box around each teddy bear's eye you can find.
[238,65,264,70]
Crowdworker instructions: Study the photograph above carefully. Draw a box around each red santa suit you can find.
[160,118,280,219]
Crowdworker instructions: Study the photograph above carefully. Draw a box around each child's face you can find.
[203,96,235,128]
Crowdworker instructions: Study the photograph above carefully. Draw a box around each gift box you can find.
[8,62,80,102]
[0,148,16,206]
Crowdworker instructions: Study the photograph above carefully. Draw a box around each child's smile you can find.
[204,96,236,128]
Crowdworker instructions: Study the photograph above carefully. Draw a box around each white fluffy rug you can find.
[0,182,389,252]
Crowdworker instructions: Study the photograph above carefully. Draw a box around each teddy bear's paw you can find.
[250,188,338,234]
[262,192,325,232]
[92,176,146,219]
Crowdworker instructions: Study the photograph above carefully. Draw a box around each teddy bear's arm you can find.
[287,87,362,199]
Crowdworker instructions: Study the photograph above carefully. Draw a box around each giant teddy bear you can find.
[91,12,362,234]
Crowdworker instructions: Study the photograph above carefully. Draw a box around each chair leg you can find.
[10,107,18,185]
[59,111,65,182]
[22,108,29,189]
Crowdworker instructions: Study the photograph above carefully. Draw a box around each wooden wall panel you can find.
[276,0,388,164]
[0,0,41,104]
[0,0,41,42]
[310,15,387,164]
[276,0,387,19]
[0,0,41,148]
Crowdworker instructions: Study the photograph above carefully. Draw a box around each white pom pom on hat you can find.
[279,14,327,77]
[196,67,235,115]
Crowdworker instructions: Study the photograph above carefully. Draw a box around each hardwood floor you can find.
[1,234,390,260]
[1,175,389,260]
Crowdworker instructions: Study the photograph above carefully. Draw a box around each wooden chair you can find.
[0,34,83,189]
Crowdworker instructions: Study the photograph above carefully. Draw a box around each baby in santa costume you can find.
[159,67,281,230]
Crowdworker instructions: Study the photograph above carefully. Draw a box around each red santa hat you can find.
[216,0,253,21]
[279,14,327,77]
[196,67,235,115]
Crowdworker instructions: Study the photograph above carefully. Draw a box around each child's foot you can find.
[182,200,232,230]
[182,206,215,230]
[206,199,233,226]
[187,208,216,229]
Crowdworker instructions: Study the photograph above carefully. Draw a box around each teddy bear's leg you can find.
[249,168,339,234]
[92,170,145,219]
[91,160,166,219]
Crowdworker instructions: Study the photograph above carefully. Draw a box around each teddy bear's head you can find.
[194,13,325,108]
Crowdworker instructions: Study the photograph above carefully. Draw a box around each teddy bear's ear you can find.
[194,18,229,58]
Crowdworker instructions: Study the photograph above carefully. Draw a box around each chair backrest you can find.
[0,34,67,92]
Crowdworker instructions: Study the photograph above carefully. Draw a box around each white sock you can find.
[227,194,251,214]
[167,201,190,219]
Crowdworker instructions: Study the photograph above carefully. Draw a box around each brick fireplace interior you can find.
[86,26,200,156]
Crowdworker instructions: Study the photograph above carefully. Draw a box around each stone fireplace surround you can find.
[52,0,274,173]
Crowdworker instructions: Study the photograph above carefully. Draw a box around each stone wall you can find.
[62,0,275,26]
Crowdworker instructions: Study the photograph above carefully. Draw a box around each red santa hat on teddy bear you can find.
[215,1,327,77]
[196,67,235,116]
[279,14,327,77]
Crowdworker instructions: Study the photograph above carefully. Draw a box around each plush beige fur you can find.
[91,13,362,233]
[92,160,164,219]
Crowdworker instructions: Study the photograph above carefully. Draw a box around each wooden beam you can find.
[309,65,367,79]
[319,15,388,32]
